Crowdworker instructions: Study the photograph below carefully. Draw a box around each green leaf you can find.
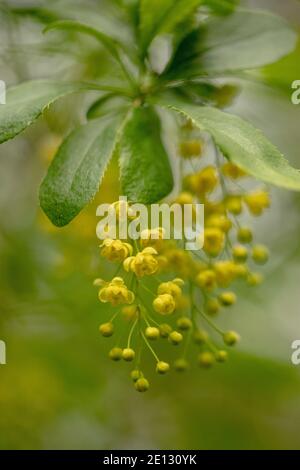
[44,20,121,60]
[167,10,297,77]
[157,96,300,191]
[119,107,173,203]
[87,94,130,120]
[202,0,239,15]
[0,80,89,144]
[139,0,201,56]
[9,6,60,23]
[39,115,124,227]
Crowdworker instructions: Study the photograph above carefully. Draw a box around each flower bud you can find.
[237,227,253,244]
[122,348,135,361]
[99,322,114,337]
[109,347,123,361]
[218,291,237,307]
[252,245,269,265]
[232,245,248,263]
[145,326,160,340]
[156,361,170,374]
[223,330,240,346]
[130,369,142,382]
[216,350,228,362]
[168,331,183,345]
[193,329,209,345]
[177,316,192,331]
[174,358,189,372]
[198,351,215,368]
[159,323,173,338]
[135,377,149,392]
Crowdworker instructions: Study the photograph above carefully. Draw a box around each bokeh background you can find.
[0,0,300,450]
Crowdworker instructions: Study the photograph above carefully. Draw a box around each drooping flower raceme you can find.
[94,122,271,392]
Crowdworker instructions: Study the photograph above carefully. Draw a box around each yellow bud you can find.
[223,330,240,346]
[168,331,183,345]
[174,191,194,205]
[218,291,237,307]
[99,322,114,337]
[145,326,160,340]
[247,272,264,286]
[122,348,135,361]
[252,244,269,265]
[176,316,193,331]
[180,140,203,158]
[203,227,225,257]
[109,347,123,361]
[244,190,270,216]
[196,269,217,291]
[135,377,149,392]
[216,350,228,362]
[193,329,209,345]
[222,162,247,180]
[159,323,173,338]
[131,370,142,382]
[225,195,242,215]
[206,298,220,315]
[156,361,170,374]
[232,244,248,263]
[174,358,189,372]
[198,351,215,368]
[237,227,253,244]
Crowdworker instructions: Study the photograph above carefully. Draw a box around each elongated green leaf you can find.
[0,80,89,144]
[87,95,130,120]
[40,115,124,227]
[119,107,173,203]
[167,10,297,77]
[44,20,120,59]
[203,0,239,15]
[139,0,201,55]
[157,96,300,191]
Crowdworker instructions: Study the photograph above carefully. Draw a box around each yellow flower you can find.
[163,245,197,278]
[222,162,247,179]
[232,244,248,263]
[213,260,237,287]
[153,293,176,315]
[196,269,217,291]
[252,244,269,264]
[100,238,133,262]
[121,305,138,321]
[203,227,225,257]
[157,278,184,299]
[123,247,158,277]
[244,190,270,216]
[247,272,264,286]
[225,195,242,215]
[140,227,165,250]
[180,140,203,159]
[188,166,218,195]
[205,214,232,233]
[174,191,194,205]
[98,277,135,306]
[110,200,135,221]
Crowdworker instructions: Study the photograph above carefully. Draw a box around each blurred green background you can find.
[1,0,300,450]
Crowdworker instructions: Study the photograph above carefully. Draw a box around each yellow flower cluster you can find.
[100,238,133,262]
[93,127,271,392]
[95,277,135,306]
[123,247,159,277]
